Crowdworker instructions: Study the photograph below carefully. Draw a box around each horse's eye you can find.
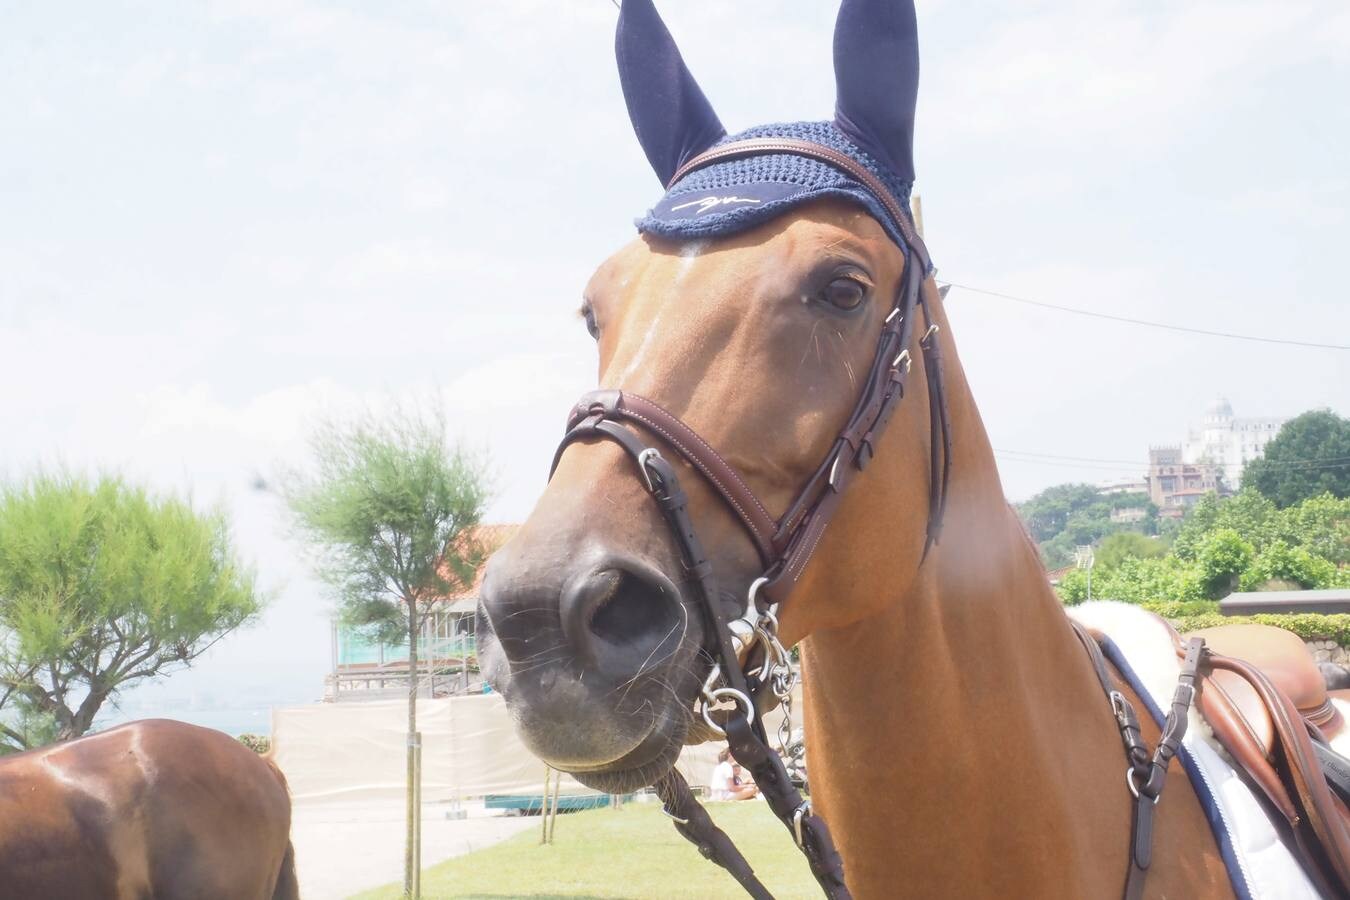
[581,303,599,340]
[822,277,866,311]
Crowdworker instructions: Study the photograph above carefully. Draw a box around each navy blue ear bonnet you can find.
[637,121,915,253]
[616,0,926,264]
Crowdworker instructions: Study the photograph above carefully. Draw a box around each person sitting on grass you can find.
[709,748,759,801]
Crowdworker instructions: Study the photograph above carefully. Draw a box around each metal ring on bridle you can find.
[700,687,756,734]
[1126,767,1159,804]
[746,576,770,614]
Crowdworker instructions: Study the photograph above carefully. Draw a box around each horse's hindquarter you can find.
[0,720,292,900]
[134,719,293,900]
[0,730,146,898]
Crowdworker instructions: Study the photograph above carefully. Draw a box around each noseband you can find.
[548,139,950,900]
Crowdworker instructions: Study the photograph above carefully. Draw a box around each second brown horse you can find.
[0,718,297,899]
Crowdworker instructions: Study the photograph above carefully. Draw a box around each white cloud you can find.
[2,0,1346,714]
[924,0,1348,149]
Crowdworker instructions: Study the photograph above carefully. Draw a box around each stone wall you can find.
[1307,639,1350,667]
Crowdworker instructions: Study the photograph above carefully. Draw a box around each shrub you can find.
[1095,532,1167,570]
[1054,557,1204,606]
[1281,493,1350,566]
[1056,568,1089,605]
[1241,540,1337,590]
[1165,613,1350,647]
[238,733,271,754]
[1140,600,1220,618]
[1195,529,1254,599]
[1101,557,1204,605]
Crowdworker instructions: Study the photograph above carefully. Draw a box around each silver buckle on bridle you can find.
[636,447,664,493]
[792,800,811,848]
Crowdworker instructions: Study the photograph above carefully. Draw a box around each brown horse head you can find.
[477,0,933,792]
[481,5,1265,898]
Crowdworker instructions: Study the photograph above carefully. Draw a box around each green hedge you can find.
[1161,612,1350,647]
[1140,600,1221,618]
[1078,599,1350,647]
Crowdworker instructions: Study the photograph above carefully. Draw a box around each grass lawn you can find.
[350,800,818,899]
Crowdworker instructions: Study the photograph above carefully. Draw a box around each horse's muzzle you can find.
[476,542,703,790]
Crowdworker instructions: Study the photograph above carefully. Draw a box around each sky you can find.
[2,0,1347,717]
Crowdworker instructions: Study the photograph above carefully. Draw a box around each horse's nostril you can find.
[558,564,683,678]
[588,569,676,646]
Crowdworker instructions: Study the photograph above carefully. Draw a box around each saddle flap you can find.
[1191,625,1331,715]
[1193,660,1299,823]
[1180,632,1350,897]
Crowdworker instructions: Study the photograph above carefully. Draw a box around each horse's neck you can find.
[798,313,1135,895]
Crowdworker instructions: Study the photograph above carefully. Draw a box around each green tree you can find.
[1173,490,1278,561]
[1195,528,1255,599]
[284,407,489,899]
[1094,532,1168,570]
[1056,568,1090,605]
[1053,490,1350,606]
[1017,484,1101,544]
[1055,556,1202,606]
[0,474,262,752]
[1241,540,1337,591]
[1019,484,1163,567]
[1278,493,1350,566]
[1101,557,1201,605]
[1244,409,1350,508]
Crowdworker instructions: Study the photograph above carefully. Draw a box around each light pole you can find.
[1075,545,1096,602]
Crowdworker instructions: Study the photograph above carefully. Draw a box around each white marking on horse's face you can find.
[614,240,708,385]
[678,239,710,269]
[616,306,665,385]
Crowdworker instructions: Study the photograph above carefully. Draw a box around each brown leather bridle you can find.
[548,138,950,900]
[546,136,1214,900]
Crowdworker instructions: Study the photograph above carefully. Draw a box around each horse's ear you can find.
[833,0,920,183]
[616,0,725,186]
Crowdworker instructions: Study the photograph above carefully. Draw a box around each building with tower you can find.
[1181,398,1286,490]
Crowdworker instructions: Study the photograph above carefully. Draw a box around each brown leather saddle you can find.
[1175,622,1350,896]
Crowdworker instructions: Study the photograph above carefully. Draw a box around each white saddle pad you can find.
[1068,601,1323,899]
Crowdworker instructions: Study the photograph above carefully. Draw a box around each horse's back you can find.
[0,718,293,900]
